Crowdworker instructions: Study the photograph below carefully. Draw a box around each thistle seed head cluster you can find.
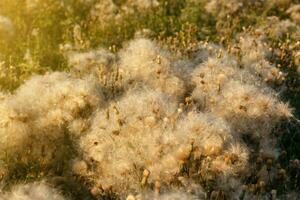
[0,26,296,200]
[0,72,103,171]
[90,0,159,28]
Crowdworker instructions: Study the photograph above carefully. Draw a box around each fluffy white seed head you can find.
[0,181,66,200]
[68,49,115,75]
[119,38,185,97]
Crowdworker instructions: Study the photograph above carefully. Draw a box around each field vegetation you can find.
[0,0,299,199]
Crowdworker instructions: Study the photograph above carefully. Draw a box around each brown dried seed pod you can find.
[154,180,161,195]
[141,169,150,186]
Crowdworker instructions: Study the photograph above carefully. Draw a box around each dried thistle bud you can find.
[277,169,286,180]
[163,117,169,123]
[258,181,266,189]
[185,97,192,105]
[90,186,101,197]
[143,169,150,177]
[126,195,136,200]
[154,180,161,194]
[266,159,273,171]
[141,169,150,186]
[113,105,119,114]
[156,55,161,64]
[72,160,88,175]
[242,184,248,191]
[177,107,183,114]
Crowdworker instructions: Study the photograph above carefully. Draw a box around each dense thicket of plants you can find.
[0,0,299,199]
